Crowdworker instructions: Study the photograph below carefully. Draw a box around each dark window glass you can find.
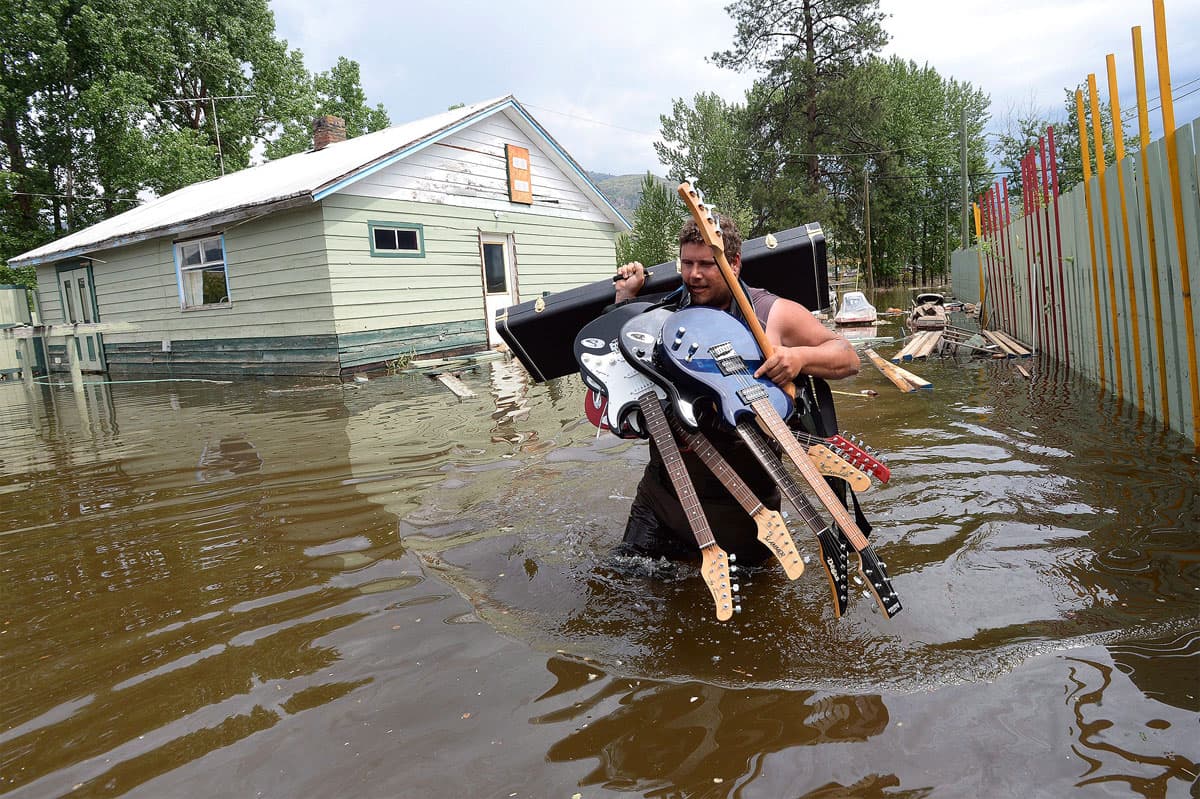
[374,228,397,250]
[62,280,76,322]
[203,238,223,262]
[483,243,506,293]
[395,229,419,250]
[78,278,92,322]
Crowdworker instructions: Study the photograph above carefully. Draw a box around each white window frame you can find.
[174,234,231,310]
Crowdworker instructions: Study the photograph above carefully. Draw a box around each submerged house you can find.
[7,96,630,377]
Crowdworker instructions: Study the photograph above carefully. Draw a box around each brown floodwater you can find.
[1,307,1198,799]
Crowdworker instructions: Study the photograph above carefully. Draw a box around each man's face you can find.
[680,241,738,308]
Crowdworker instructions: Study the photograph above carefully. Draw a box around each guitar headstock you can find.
[806,444,871,493]
[699,545,740,621]
[676,181,724,252]
[827,432,891,484]
[855,546,903,618]
[752,508,804,580]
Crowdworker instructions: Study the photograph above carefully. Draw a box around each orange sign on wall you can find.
[505,144,533,204]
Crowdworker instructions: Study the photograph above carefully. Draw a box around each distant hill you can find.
[587,171,672,220]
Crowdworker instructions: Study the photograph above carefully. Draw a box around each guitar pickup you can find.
[737,384,768,405]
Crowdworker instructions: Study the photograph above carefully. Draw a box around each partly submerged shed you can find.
[8,96,629,377]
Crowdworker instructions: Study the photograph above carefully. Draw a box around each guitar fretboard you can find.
[668,418,762,517]
[638,393,716,550]
[736,423,830,536]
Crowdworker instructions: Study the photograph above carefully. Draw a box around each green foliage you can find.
[615,173,688,267]
[1,0,390,281]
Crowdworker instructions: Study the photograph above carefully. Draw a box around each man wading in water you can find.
[611,217,863,566]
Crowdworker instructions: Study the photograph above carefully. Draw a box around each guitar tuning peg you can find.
[732,583,740,593]
[734,604,742,614]
[728,553,737,563]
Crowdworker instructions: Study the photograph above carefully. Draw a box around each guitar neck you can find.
[735,422,829,536]
[751,400,870,551]
[669,418,763,518]
[638,393,716,550]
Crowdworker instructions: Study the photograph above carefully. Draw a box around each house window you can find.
[368,222,425,258]
[176,235,230,308]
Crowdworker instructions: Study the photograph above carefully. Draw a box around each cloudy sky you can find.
[270,0,1200,176]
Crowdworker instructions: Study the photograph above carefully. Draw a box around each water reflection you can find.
[537,655,893,796]
[1066,653,1199,796]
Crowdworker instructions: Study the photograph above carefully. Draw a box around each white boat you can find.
[833,291,878,326]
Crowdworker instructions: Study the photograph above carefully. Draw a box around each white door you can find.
[58,265,105,372]
[481,234,517,348]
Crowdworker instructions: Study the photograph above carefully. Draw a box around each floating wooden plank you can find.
[981,330,1018,358]
[891,331,933,363]
[865,348,931,391]
[434,373,476,398]
[1016,364,1032,379]
[990,330,1032,357]
[866,348,914,392]
[912,331,943,360]
[891,361,933,389]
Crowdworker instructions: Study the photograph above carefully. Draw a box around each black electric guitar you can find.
[667,415,805,580]
[658,307,902,618]
[574,304,737,620]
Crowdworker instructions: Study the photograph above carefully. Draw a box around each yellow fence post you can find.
[974,202,986,327]
[1153,0,1199,441]
[1088,73,1123,400]
[1132,25,1170,429]
[1076,88,1106,389]
[1107,53,1144,412]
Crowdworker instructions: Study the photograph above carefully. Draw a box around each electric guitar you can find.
[622,308,852,616]
[574,305,737,620]
[658,307,902,618]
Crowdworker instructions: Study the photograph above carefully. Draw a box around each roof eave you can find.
[8,194,315,267]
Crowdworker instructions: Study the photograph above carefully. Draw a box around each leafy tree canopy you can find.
[0,0,391,285]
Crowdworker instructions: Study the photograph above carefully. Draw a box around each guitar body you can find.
[575,302,663,436]
[617,306,703,429]
[656,307,792,428]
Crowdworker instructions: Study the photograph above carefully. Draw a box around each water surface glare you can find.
[0,342,1197,798]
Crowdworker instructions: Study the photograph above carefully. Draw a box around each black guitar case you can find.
[496,222,829,382]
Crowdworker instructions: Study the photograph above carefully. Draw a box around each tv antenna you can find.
[161,94,254,175]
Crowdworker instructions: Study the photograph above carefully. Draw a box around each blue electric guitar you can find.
[659,306,902,619]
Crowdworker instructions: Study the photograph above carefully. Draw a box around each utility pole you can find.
[864,171,874,294]
[960,107,970,247]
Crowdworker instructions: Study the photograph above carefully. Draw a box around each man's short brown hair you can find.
[678,216,742,263]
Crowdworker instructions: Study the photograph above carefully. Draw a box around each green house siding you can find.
[104,334,341,377]
[320,194,620,342]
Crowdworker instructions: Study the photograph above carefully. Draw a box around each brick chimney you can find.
[312,115,347,150]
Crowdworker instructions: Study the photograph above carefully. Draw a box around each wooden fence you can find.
[951,5,1199,445]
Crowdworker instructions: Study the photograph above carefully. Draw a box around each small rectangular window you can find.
[175,235,230,309]
[368,222,424,258]
[483,243,507,293]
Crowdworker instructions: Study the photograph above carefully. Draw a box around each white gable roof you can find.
[10,95,629,267]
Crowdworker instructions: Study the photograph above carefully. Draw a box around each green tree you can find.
[1,0,392,278]
[266,56,390,159]
[714,0,888,193]
[615,173,689,268]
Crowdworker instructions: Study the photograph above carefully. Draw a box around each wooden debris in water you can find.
[892,330,943,362]
[435,373,477,399]
[865,348,932,392]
